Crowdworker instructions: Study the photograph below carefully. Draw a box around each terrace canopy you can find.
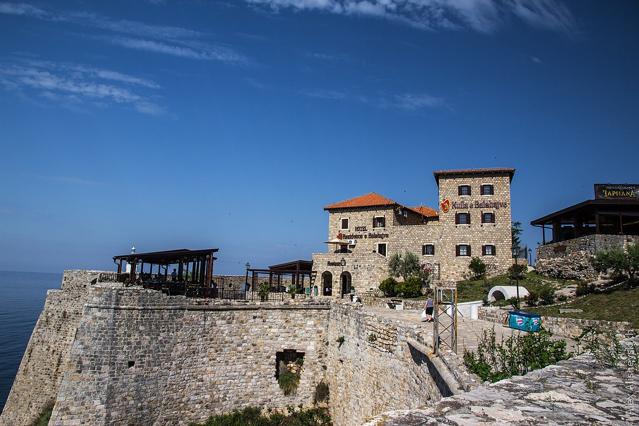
[246,260,313,293]
[113,248,218,285]
[531,199,639,244]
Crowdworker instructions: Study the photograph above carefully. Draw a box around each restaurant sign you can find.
[594,184,639,200]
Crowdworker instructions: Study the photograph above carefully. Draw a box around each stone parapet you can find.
[536,234,639,280]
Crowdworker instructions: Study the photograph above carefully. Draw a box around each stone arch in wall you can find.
[340,271,352,298]
[322,271,332,296]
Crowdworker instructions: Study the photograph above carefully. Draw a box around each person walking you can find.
[425,297,434,322]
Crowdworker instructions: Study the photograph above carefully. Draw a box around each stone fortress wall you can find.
[1,271,458,426]
[0,270,102,426]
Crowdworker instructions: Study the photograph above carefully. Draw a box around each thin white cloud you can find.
[300,87,444,112]
[246,0,577,34]
[0,2,247,63]
[391,93,445,110]
[0,59,166,115]
[105,36,247,64]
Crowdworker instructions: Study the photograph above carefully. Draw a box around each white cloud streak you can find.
[0,2,247,63]
[0,59,166,115]
[246,0,577,34]
[300,87,445,111]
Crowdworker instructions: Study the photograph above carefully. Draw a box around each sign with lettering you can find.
[594,184,639,200]
[450,200,509,210]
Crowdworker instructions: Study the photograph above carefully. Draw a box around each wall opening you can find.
[275,350,304,395]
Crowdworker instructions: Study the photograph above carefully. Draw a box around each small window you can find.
[455,212,471,225]
[458,185,471,196]
[377,243,387,257]
[341,218,349,230]
[422,244,435,256]
[481,184,494,195]
[456,244,471,257]
[482,245,496,256]
[373,216,386,228]
[482,212,495,224]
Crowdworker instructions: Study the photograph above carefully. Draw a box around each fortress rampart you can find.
[1,271,452,426]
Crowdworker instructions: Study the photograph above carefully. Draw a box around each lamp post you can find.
[512,247,520,310]
[244,262,250,294]
[528,248,532,267]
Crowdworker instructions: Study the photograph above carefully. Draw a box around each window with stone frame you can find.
[456,244,471,257]
[377,243,387,257]
[455,212,471,225]
[482,212,495,224]
[458,185,472,196]
[373,216,386,228]
[482,245,496,256]
[341,218,349,230]
[480,184,494,195]
[422,244,435,256]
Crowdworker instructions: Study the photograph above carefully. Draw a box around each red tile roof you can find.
[433,168,515,182]
[325,193,438,219]
[409,205,438,218]
[324,192,396,210]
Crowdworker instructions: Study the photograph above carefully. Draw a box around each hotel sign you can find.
[441,198,509,211]
[594,184,639,200]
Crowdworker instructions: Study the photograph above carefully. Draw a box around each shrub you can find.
[336,336,344,348]
[196,406,331,426]
[537,285,555,305]
[576,282,595,297]
[593,244,639,281]
[278,369,300,396]
[508,263,527,280]
[526,291,539,306]
[576,327,639,372]
[313,382,329,404]
[557,294,568,303]
[463,328,571,383]
[469,257,487,280]
[258,282,270,301]
[379,277,398,297]
[33,401,54,426]
[397,277,422,298]
[367,333,377,342]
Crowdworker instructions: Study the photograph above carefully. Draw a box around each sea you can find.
[0,270,61,413]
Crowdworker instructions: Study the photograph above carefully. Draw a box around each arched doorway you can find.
[322,271,332,296]
[340,271,352,298]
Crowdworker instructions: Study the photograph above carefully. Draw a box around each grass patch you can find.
[528,284,639,328]
[457,271,581,303]
[192,406,331,426]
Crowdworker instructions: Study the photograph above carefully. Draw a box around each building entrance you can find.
[322,271,332,296]
[340,271,352,298]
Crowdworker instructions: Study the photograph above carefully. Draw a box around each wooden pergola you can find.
[531,199,639,244]
[113,248,218,285]
[246,260,314,293]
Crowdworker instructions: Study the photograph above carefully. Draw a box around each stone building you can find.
[532,183,639,280]
[312,168,515,296]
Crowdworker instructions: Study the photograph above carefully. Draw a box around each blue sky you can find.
[0,0,637,274]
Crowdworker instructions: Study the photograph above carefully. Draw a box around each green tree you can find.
[512,221,523,256]
[593,243,639,281]
[379,277,398,297]
[468,257,487,280]
[388,251,421,281]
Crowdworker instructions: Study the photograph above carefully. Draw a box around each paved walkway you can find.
[366,307,527,354]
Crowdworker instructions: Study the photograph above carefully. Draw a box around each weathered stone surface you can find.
[536,235,639,280]
[0,270,102,426]
[364,338,639,425]
[478,306,635,340]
